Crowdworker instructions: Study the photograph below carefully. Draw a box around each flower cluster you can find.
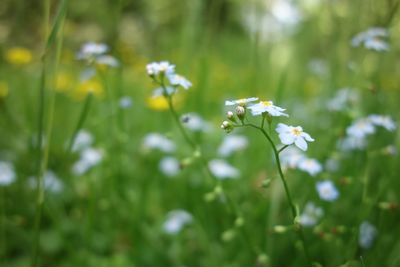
[146,61,192,91]
[339,114,396,151]
[162,209,193,234]
[351,27,389,52]
[77,42,119,67]
[71,130,103,175]
[299,202,324,227]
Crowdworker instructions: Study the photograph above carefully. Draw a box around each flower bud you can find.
[221,229,236,242]
[273,225,288,233]
[204,192,216,202]
[257,254,269,265]
[235,217,244,227]
[235,106,246,120]
[227,111,237,122]
[220,120,233,133]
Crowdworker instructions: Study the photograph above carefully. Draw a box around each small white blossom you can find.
[359,221,377,249]
[168,74,192,89]
[146,61,175,76]
[28,171,63,193]
[119,96,133,109]
[95,55,119,67]
[351,27,389,51]
[72,130,93,152]
[316,180,339,202]
[280,147,306,169]
[338,136,367,151]
[327,88,359,111]
[276,123,314,151]
[298,158,322,176]
[346,118,375,138]
[368,114,396,131]
[142,133,176,153]
[247,101,288,117]
[218,135,249,157]
[77,42,108,59]
[299,202,324,227]
[225,97,258,106]
[181,113,211,132]
[159,156,180,177]
[208,159,240,180]
[152,86,176,97]
[0,161,16,186]
[72,148,103,175]
[163,210,193,234]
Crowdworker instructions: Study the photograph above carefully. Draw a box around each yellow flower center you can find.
[291,128,302,136]
[261,101,272,107]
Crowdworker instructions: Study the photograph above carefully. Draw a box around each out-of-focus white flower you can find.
[327,88,359,111]
[142,133,176,153]
[72,148,103,175]
[276,123,314,151]
[248,101,289,117]
[119,96,133,109]
[338,136,367,151]
[280,147,306,169]
[159,156,180,177]
[146,61,175,76]
[351,27,389,52]
[316,180,339,202]
[168,74,192,89]
[28,171,63,193]
[359,221,377,249]
[208,159,240,180]
[80,68,96,81]
[0,161,16,186]
[181,113,210,132]
[72,130,93,152]
[308,58,328,77]
[95,55,119,67]
[299,202,324,227]
[163,209,193,234]
[298,158,322,176]
[218,135,249,157]
[225,97,258,106]
[77,42,108,59]
[271,0,302,26]
[346,118,375,138]
[368,114,396,131]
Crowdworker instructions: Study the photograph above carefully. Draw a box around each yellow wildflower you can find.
[5,47,33,65]
[0,81,9,98]
[72,79,103,100]
[146,95,169,111]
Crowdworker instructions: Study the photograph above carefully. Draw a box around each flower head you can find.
[208,159,240,180]
[163,210,193,234]
[359,221,377,249]
[316,180,339,202]
[276,123,314,151]
[77,42,108,60]
[346,118,375,138]
[168,74,192,89]
[368,114,396,131]
[298,158,322,176]
[142,133,176,153]
[351,27,389,52]
[247,101,288,117]
[159,156,180,177]
[218,135,249,157]
[0,161,16,186]
[299,202,324,227]
[146,61,175,76]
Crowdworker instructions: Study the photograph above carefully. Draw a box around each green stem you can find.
[278,145,289,154]
[244,123,312,265]
[66,93,93,154]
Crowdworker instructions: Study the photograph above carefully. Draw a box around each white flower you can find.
[247,101,288,117]
[338,136,367,151]
[72,130,93,152]
[28,171,63,193]
[208,159,240,180]
[168,74,192,89]
[299,202,324,227]
[72,148,103,175]
[351,27,389,52]
[225,97,258,106]
[77,42,108,59]
[146,61,175,76]
[359,221,377,249]
[368,114,396,131]
[142,133,176,153]
[152,86,176,97]
[327,88,359,111]
[276,123,314,151]
[316,180,339,202]
[95,55,119,67]
[218,135,249,157]
[279,147,306,169]
[159,156,180,177]
[298,158,322,176]
[0,161,16,186]
[181,113,210,132]
[163,210,193,234]
[119,96,133,109]
[346,118,375,138]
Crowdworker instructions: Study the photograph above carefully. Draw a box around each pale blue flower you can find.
[359,221,377,249]
[316,180,339,202]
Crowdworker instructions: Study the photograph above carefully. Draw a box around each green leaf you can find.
[46,0,68,50]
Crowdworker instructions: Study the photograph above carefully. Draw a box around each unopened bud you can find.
[227,111,237,122]
[204,192,216,202]
[273,225,287,233]
[220,120,234,133]
[261,179,271,188]
[214,185,223,195]
[221,229,236,242]
[257,254,269,265]
[235,106,246,120]
[235,217,244,227]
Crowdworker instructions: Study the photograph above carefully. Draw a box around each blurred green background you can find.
[0,0,400,266]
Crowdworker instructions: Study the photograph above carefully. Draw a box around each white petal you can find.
[301,132,314,142]
[295,137,308,151]
[279,133,295,145]
[276,123,290,134]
